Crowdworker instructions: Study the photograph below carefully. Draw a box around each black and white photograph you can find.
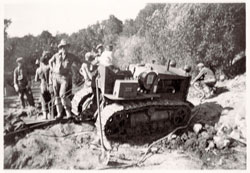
[1,0,247,170]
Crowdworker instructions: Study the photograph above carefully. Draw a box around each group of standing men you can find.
[14,39,114,120]
[14,38,217,121]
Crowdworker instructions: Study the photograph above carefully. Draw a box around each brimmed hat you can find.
[16,57,24,63]
[197,63,204,68]
[96,44,103,50]
[58,39,70,48]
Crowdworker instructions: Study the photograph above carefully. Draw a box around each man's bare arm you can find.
[13,69,18,86]
[49,55,56,70]
[35,68,40,82]
[192,69,205,83]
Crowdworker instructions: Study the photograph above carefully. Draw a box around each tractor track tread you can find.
[100,99,192,141]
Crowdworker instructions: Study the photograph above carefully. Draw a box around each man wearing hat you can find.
[13,57,35,109]
[35,51,52,119]
[49,39,81,119]
[91,44,104,65]
[97,44,114,66]
[79,52,98,87]
[191,63,217,99]
[170,59,177,68]
[71,52,99,119]
[95,44,104,57]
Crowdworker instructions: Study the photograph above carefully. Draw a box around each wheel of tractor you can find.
[173,107,190,126]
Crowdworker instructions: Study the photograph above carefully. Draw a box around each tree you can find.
[4,19,15,72]
[114,36,145,69]
[4,19,12,39]
[122,19,137,37]
[101,15,123,44]
[132,3,245,77]
[134,3,166,36]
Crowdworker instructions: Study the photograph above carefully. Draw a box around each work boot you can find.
[42,112,48,120]
[47,112,51,120]
[65,108,72,119]
[55,107,63,120]
[55,97,63,119]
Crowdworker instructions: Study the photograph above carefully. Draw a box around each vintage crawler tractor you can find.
[71,62,193,143]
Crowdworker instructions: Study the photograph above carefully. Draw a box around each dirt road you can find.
[4,74,246,169]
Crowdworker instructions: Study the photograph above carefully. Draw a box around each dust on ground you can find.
[4,74,246,169]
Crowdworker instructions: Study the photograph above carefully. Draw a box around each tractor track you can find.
[101,99,193,142]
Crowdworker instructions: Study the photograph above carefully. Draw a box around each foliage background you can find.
[4,3,246,86]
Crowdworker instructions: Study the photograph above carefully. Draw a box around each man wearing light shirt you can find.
[97,44,114,66]
[49,39,81,119]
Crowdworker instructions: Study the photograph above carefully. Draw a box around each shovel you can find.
[95,77,110,165]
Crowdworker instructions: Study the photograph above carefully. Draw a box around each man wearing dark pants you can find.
[191,63,217,99]
[35,51,52,119]
[13,57,35,109]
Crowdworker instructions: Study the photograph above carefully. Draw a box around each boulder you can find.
[193,123,202,134]
[205,140,215,152]
[234,105,246,139]
[213,135,224,149]
[213,135,230,149]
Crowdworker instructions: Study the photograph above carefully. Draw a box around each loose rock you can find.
[199,131,210,140]
[205,140,215,152]
[193,124,202,134]
[184,138,197,150]
[181,133,188,141]
[188,131,197,139]
[213,135,230,149]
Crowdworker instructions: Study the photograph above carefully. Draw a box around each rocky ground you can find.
[3,74,246,169]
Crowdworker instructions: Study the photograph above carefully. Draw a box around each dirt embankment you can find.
[4,123,102,169]
[4,74,246,169]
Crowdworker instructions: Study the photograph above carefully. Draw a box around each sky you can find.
[4,0,147,37]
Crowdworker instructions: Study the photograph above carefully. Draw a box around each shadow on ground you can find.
[190,101,223,127]
[215,86,229,95]
[207,86,229,99]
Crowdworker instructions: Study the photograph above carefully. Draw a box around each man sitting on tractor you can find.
[191,63,217,99]
[71,52,99,120]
